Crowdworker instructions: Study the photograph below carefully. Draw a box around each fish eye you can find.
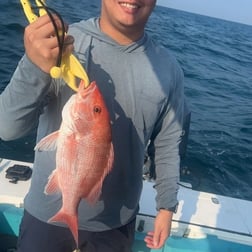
[93,106,102,114]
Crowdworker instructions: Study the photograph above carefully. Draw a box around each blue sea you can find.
[0,1,251,201]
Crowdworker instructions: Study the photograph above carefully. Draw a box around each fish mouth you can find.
[86,81,96,91]
[78,80,97,98]
[78,81,101,100]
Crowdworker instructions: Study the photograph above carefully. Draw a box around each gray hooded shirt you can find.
[0,18,184,231]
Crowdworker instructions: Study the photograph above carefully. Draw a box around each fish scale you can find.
[35,80,114,249]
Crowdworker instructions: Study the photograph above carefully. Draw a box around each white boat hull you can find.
[1,158,252,251]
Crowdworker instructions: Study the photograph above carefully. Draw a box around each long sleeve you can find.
[150,66,185,211]
[0,55,52,141]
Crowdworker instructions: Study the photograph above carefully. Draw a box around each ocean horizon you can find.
[0,1,251,201]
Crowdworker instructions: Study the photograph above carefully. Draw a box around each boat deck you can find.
[140,178,252,237]
[1,158,252,250]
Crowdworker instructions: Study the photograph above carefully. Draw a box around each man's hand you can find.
[144,209,173,249]
[24,14,74,73]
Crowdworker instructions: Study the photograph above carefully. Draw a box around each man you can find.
[0,0,185,251]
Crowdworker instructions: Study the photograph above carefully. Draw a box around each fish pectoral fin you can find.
[34,131,59,151]
[44,170,60,194]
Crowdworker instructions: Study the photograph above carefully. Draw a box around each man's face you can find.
[100,0,156,32]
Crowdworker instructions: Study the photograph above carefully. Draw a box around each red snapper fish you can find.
[35,80,114,247]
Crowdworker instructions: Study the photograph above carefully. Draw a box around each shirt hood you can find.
[70,17,150,53]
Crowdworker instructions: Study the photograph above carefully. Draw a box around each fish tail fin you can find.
[49,210,78,247]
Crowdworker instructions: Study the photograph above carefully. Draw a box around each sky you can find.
[157,0,252,26]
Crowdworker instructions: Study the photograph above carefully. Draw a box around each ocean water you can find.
[0,1,251,200]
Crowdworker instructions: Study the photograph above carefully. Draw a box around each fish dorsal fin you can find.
[34,131,59,151]
[106,142,114,174]
[86,142,114,204]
